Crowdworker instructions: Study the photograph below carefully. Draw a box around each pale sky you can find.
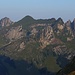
[0,0,75,22]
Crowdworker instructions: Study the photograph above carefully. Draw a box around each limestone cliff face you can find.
[65,20,71,30]
[0,17,13,27]
[6,26,24,41]
[31,28,38,36]
[39,26,54,48]
[65,20,73,35]
[57,24,64,30]
[65,20,74,41]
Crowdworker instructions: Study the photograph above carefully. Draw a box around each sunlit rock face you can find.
[39,26,54,48]
[6,26,24,41]
[57,24,64,30]
[0,17,14,27]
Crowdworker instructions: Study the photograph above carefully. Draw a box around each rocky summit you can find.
[0,15,75,75]
[0,17,14,27]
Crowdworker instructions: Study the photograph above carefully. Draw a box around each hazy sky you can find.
[0,0,75,22]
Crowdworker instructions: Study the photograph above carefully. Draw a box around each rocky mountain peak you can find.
[65,20,71,30]
[65,20,71,25]
[56,18,64,25]
[0,17,14,27]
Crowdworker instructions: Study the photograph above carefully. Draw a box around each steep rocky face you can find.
[53,18,64,34]
[39,26,54,48]
[6,26,24,41]
[65,20,71,30]
[31,28,38,36]
[65,20,72,35]
[55,18,64,26]
[65,20,74,41]
[0,17,13,27]
[57,24,64,30]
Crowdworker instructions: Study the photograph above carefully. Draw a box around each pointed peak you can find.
[50,18,56,21]
[1,17,10,20]
[57,17,63,21]
[65,20,71,26]
[66,20,71,23]
[56,17,64,25]
[0,17,13,27]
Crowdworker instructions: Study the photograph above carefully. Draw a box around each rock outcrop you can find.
[0,17,13,27]
[6,26,24,41]
[31,28,38,36]
[20,42,25,49]
[57,24,64,30]
[65,20,71,30]
[39,26,54,48]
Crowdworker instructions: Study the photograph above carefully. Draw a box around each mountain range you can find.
[0,15,75,75]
